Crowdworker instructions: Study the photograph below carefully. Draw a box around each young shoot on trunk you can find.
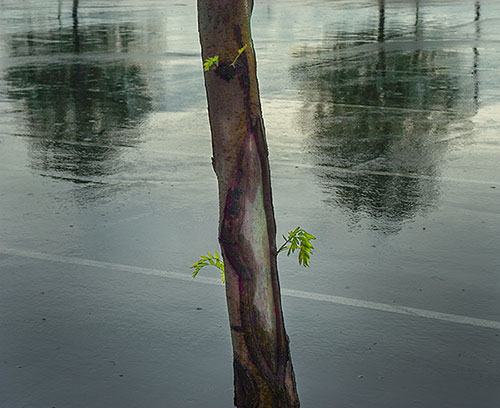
[191,227,316,282]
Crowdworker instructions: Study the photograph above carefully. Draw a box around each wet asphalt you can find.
[1,0,500,407]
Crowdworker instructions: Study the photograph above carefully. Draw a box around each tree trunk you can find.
[197,1,300,407]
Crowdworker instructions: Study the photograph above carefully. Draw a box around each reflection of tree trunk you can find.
[58,0,62,21]
[72,0,81,52]
[473,1,480,109]
[415,1,421,37]
[72,0,79,21]
[377,0,385,42]
[197,1,300,407]
[376,0,386,103]
[473,46,479,108]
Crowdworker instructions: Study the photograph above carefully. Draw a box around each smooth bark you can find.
[197,1,300,406]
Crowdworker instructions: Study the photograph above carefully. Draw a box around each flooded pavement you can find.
[1,0,500,407]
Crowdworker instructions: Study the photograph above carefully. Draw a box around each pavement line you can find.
[281,289,500,330]
[2,247,500,331]
[0,247,223,287]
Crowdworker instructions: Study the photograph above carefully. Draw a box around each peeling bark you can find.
[197,1,300,406]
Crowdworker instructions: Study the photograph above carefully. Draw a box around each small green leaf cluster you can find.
[190,251,225,282]
[230,44,247,67]
[190,227,316,282]
[277,227,316,267]
[203,55,219,72]
[203,44,247,73]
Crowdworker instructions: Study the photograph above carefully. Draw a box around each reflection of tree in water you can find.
[291,3,478,232]
[5,16,152,182]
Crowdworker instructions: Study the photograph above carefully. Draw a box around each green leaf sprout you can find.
[203,55,219,72]
[230,44,247,67]
[190,227,316,282]
[277,226,316,267]
[203,44,248,73]
[190,251,225,282]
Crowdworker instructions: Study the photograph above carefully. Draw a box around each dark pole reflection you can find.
[72,0,79,21]
[377,0,385,43]
[376,0,387,104]
[57,0,62,21]
[415,0,421,37]
[72,0,81,52]
[473,0,480,109]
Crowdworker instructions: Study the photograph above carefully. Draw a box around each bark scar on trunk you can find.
[219,130,292,405]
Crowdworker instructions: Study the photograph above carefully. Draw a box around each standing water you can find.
[1,1,499,407]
